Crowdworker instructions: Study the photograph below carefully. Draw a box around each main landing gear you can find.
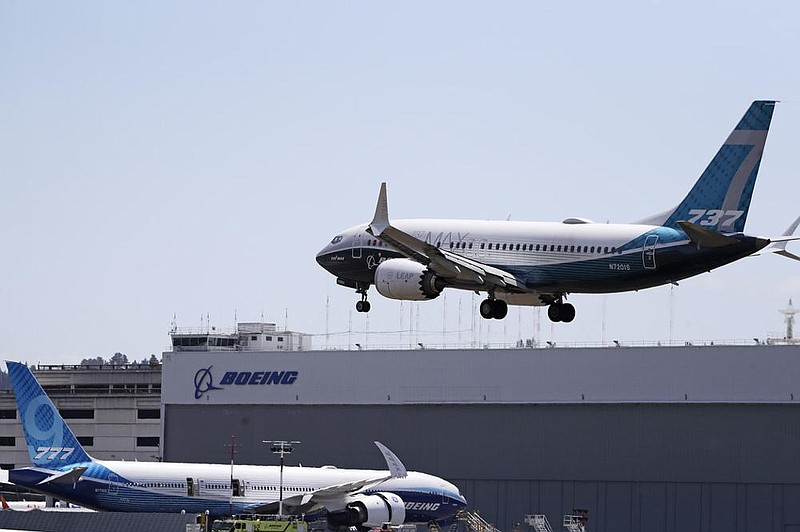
[355,286,371,313]
[479,298,508,320]
[547,300,575,323]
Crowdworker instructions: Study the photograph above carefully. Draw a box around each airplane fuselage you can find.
[317,218,768,304]
[10,460,465,521]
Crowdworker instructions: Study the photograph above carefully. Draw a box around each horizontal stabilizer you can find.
[37,466,87,486]
[775,249,800,262]
[678,221,737,248]
[754,215,800,260]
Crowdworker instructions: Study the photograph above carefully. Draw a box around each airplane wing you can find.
[368,183,524,291]
[247,441,406,515]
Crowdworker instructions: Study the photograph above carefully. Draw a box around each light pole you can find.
[263,440,300,518]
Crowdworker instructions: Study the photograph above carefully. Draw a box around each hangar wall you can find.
[164,403,800,532]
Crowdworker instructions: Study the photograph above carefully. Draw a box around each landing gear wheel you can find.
[548,302,576,323]
[355,300,371,313]
[479,299,495,319]
[492,299,508,320]
[560,303,575,323]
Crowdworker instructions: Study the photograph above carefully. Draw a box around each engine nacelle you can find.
[374,258,443,301]
[327,492,406,528]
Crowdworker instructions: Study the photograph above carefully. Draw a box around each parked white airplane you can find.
[317,101,799,322]
[4,361,466,525]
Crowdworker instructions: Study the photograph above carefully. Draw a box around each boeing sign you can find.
[193,366,299,400]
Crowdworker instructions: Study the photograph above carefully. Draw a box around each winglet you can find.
[368,182,390,237]
[374,441,407,479]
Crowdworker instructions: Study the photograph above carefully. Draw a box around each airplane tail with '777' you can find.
[4,361,466,524]
[317,100,800,323]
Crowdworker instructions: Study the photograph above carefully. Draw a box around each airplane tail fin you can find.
[639,101,777,232]
[5,361,93,467]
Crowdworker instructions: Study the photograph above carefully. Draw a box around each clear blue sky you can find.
[2,1,799,363]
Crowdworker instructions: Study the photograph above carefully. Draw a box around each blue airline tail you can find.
[6,361,93,467]
[642,100,776,233]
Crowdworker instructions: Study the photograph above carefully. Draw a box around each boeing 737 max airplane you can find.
[4,361,466,525]
[317,101,799,322]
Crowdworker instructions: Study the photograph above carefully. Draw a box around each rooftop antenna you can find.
[780,298,799,342]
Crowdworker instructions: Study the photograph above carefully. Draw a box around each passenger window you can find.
[450,242,454,249]
[604,247,609,253]
[612,247,616,253]
[480,243,485,249]
[536,244,540,251]
[469,242,473,249]
[488,243,493,250]
[570,245,575,252]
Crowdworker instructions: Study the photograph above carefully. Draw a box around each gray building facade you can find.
[160,345,800,532]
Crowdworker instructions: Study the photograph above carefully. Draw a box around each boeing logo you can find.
[193,367,299,399]
[194,366,223,399]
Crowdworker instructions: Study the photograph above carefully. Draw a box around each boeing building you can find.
[157,329,800,532]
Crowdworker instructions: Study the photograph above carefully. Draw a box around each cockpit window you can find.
[330,235,343,244]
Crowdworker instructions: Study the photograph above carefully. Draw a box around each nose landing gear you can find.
[355,286,371,313]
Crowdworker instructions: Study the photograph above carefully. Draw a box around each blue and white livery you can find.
[317,101,799,323]
[4,361,466,524]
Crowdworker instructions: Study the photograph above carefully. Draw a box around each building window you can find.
[0,437,14,446]
[266,336,272,341]
[138,409,161,420]
[277,337,284,342]
[0,464,14,470]
[251,335,258,341]
[76,436,94,447]
[0,409,16,420]
[59,409,94,419]
[136,437,160,448]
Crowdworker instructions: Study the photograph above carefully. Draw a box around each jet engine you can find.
[326,492,406,528]
[374,258,444,300]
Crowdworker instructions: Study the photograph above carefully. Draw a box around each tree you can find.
[109,352,128,366]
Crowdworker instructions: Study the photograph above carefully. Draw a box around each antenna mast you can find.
[779,298,799,343]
